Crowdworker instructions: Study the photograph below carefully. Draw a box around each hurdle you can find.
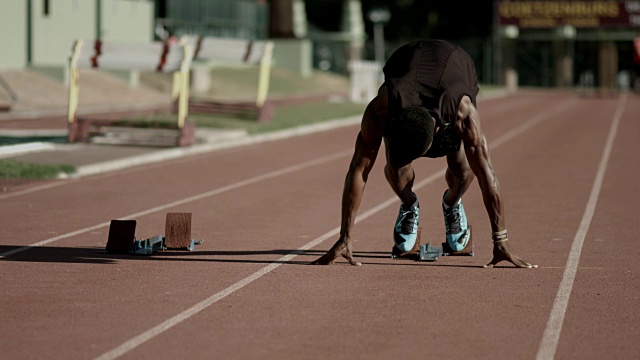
[181,36,275,123]
[67,39,194,146]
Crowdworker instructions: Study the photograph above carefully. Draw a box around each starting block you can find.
[418,242,443,261]
[165,213,199,251]
[131,235,165,255]
[391,228,423,260]
[441,226,474,257]
[105,213,202,255]
[106,220,137,253]
[391,226,474,262]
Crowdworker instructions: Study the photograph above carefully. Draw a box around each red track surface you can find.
[1,90,639,360]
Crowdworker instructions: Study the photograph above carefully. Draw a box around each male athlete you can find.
[311,40,536,268]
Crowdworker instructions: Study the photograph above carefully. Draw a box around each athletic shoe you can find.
[442,191,470,251]
[393,198,419,252]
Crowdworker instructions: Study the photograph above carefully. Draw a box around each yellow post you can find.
[171,72,181,101]
[256,42,274,108]
[67,40,83,124]
[177,44,193,129]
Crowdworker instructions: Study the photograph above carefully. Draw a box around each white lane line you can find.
[93,99,576,360]
[0,150,352,258]
[489,99,576,149]
[0,180,77,200]
[535,93,627,360]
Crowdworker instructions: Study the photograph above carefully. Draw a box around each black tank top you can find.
[383,40,479,158]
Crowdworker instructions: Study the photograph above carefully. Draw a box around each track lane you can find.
[112,92,622,360]
[550,95,640,360]
[1,91,636,360]
[87,92,588,358]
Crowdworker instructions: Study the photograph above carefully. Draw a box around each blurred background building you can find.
[1,0,639,89]
[0,0,155,70]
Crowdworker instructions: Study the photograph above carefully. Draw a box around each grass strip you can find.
[0,160,75,179]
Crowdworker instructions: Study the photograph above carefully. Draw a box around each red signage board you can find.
[497,1,640,28]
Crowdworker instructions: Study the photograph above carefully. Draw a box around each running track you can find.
[1,90,638,359]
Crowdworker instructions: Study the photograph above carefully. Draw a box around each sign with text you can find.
[497,1,640,28]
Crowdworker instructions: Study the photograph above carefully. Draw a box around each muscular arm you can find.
[340,123,382,238]
[455,96,536,268]
[455,96,504,232]
[311,90,385,265]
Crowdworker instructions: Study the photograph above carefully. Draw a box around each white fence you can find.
[348,60,382,103]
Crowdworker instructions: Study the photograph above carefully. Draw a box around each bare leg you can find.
[384,162,417,205]
[383,140,418,205]
[443,146,475,206]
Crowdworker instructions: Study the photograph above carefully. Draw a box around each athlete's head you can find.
[387,106,435,162]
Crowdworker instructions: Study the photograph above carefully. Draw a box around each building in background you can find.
[7,1,637,89]
[0,0,155,71]
[0,1,375,79]
[155,0,270,40]
[495,0,640,88]
[154,0,314,77]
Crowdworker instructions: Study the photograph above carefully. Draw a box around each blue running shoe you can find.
[393,198,419,253]
[442,191,470,252]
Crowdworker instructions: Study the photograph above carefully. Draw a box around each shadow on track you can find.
[0,246,486,268]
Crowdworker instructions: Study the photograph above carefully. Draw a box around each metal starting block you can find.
[130,235,203,255]
[418,242,443,261]
[391,226,474,262]
[105,213,203,255]
[131,235,165,255]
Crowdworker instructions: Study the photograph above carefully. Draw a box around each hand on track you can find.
[310,238,361,266]
[483,240,538,268]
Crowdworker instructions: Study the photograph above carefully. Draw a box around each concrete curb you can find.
[0,142,58,159]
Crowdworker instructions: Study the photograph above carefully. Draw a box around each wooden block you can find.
[106,220,136,253]
[165,213,192,249]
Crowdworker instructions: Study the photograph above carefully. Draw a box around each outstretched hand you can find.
[483,240,537,268]
[310,237,361,266]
